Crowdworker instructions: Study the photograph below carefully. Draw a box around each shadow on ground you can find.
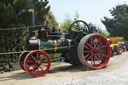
[0,71,33,82]
[0,63,104,81]
[48,64,92,73]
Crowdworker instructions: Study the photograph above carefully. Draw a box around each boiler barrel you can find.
[27,38,75,53]
[39,38,73,53]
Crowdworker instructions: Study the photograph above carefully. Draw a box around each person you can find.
[52,27,56,32]
[88,23,97,33]
[44,21,50,31]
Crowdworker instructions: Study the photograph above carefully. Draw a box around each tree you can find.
[0,0,29,63]
[0,0,28,28]
[73,11,80,21]
[101,4,128,39]
[46,11,59,29]
[99,29,110,37]
[0,0,58,64]
[60,19,72,32]
[60,11,80,32]
[34,0,51,25]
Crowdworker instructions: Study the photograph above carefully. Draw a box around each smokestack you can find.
[26,0,39,50]
[28,8,35,38]
[27,0,35,38]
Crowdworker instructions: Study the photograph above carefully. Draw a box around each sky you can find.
[48,0,128,30]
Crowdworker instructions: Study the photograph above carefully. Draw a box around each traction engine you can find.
[19,9,111,77]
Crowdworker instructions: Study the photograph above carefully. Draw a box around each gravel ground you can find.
[0,52,128,85]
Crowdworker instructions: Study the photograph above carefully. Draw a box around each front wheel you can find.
[24,50,51,77]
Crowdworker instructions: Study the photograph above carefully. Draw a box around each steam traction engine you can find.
[19,9,110,77]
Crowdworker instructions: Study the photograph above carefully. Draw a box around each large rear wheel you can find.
[78,34,111,69]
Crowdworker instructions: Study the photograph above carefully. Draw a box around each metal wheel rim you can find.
[84,35,110,68]
[24,51,51,77]
[79,34,110,69]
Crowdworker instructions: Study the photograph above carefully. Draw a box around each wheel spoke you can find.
[39,66,44,72]
[99,45,107,49]
[91,57,93,65]
[99,53,107,57]
[28,64,35,68]
[99,49,104,53]
[97,54,102,61]
[97,40,102,48]
[76,22,80,30]
[84,53,90,59]
[41,59,47,63]
[86,42,93,48]
[84,45,89,49]
[31,55,37,61]
[93,56,95,65]
[90,38,92,46]
[95,55,101,64]
[84,50,91,53]
[37,53,39,60]
[40,55,44,61]
[93,38,96,47]
[95,38,101,47]
[41,64,48,67]
[27,60,35,63]
[71,30,79,33]
[36,67,39,72]
[74,33,81,41]
[86,55,93,61]
[31,66,37,72]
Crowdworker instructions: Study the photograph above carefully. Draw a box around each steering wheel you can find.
[69,20,90,44]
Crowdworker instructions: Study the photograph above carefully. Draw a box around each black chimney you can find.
[28,9,35,38]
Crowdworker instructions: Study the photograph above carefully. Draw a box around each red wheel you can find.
[78,34,110,69]
[115,44,122,55]
[119,45,122,53]
[19,51,29,70]
[24,51,51,77]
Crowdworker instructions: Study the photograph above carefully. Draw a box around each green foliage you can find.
[101,4,128,39]
[0,0,59,64]
[60,11,80,32]
[0,0,28,28]
[60,19,72,32]
[34,0,51,25]
[46,11,59,29]
[99,29,110,37]
[0,0,28,64]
